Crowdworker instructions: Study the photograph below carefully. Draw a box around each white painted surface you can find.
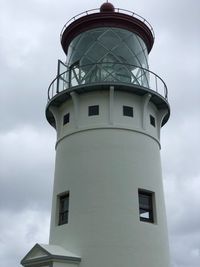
[53,262,80,267]
[39,244,80,258]
[49,89,170,267]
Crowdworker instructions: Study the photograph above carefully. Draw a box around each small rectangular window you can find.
[88,105,99,116]
[63,113,70,125]
[150,115,155,127]
[138,190,154,223]
[58,192,69,225]
[123,106,133,117]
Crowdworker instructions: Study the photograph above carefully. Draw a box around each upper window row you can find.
[89,105,134,117]
[63,105,156,127]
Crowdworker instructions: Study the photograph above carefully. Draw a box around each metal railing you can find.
[60,8,155,41]
[47,62,167,101]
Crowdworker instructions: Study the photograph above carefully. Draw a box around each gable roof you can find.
[21,243,81,266]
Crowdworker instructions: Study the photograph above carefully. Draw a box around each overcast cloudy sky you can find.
[0,0,200,266]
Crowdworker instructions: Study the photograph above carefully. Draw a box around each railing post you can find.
[52,83,54,98]
[165,86,168,99]
[155,75,158,93]
[56,60,61,93]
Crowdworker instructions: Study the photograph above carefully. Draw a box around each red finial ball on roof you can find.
[100,2,115,13]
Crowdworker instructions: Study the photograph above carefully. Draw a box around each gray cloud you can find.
[0,209,50,267]
[0,127,55,212]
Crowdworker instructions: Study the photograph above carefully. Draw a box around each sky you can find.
[0,0,200,266]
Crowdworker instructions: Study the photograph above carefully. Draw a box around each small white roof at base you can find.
[21,243,81,266]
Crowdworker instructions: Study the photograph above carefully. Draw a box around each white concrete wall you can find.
[49,89,170,267]
[53,262,79,267]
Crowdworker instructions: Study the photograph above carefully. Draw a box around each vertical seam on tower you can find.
[70,92,79,128]
[142,93,151,130]
[109,86,114,125]
[157,109,168,140]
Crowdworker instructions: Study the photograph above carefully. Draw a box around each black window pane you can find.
[59,193,69,225]
[150,115,155,127]
[63,198,69,211]
[60,213,68,225]
[63,113,70,125]
[139,194,151,208]
[123,106,133,117]
[88,105,99,116]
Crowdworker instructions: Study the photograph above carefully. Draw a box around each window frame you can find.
[150,114,156,127]
[63,113,70,125]
[69,60,80,86]
[138,189,154,223]
[123,105,134,117]
[58,192,70,226]
[88,105,99,116]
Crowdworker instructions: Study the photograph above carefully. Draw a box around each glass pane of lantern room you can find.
[87,42,108,63]
[98,28,121,50]
[67,28,149,67]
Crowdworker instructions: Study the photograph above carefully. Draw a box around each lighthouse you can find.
[21,2,170,267]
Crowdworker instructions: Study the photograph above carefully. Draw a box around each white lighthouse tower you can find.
[21,2,170,267]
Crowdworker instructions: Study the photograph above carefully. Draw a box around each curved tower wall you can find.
[48,89,170,267]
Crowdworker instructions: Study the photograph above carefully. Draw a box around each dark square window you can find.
[138,190,154,223]
[150,115,155,127]
[88,105,99,116]
[63,113,70,125]
[123,106,133,117]
[58,192,69,225]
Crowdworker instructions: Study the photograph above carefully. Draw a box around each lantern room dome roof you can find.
[60,3,155,55]
[100,2,115,12]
